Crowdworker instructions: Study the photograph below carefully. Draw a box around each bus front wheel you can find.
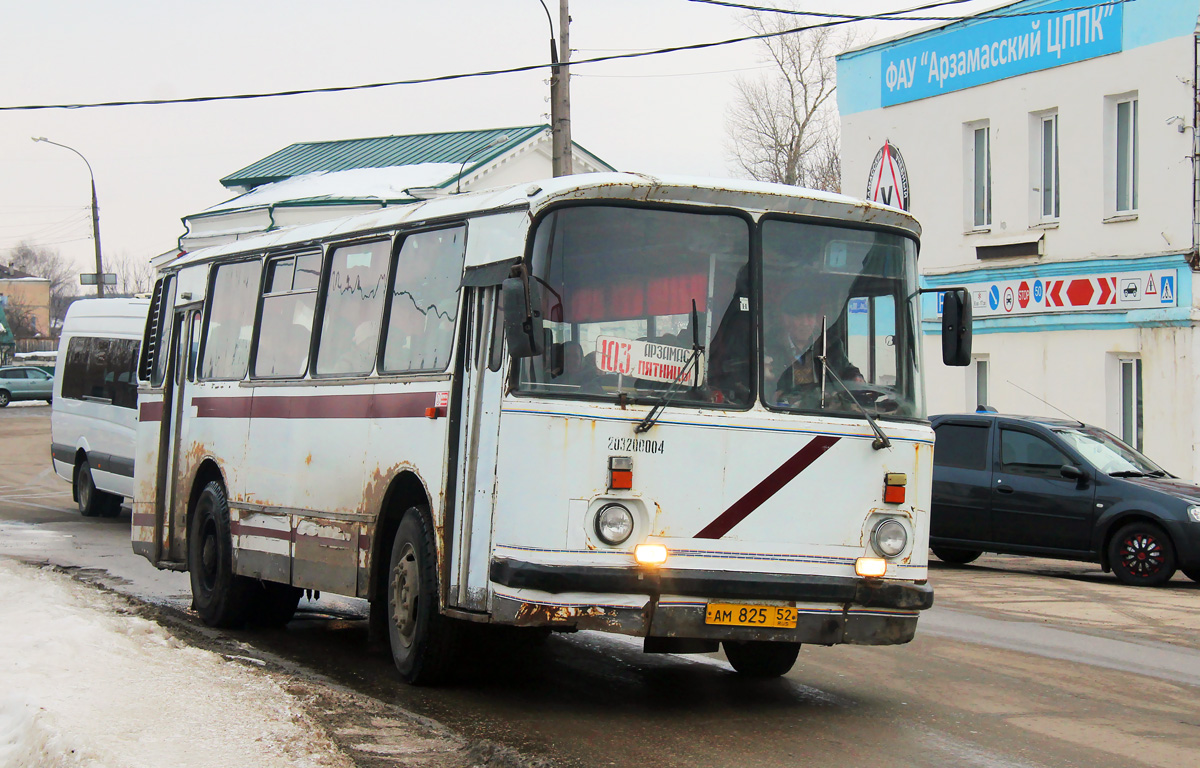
[188,480,254,627]
[387,507,462,685]
[723,640,800,678]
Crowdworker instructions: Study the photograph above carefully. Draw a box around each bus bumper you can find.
[489,556,931,646]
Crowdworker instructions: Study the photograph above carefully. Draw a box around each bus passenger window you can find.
[201,259,262,381]
[316,240,390,376]
[254,252,320,378]
[382,226,466,374]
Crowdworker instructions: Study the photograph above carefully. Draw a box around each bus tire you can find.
[188,480,254,628]
[249,582,304,629]
[387,506,461,685]
[722,640,800,678]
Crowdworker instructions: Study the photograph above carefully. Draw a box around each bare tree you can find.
[107,251,156,296]
[0,292,41,339]
[726,11,856,192]
[5,241,77,332]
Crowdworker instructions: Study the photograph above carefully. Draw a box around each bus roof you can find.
[63,297,151,323]
[160,173,920,271]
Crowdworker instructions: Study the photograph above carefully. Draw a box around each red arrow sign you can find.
[1046,280,1064,307]
[1097,276,1115,304]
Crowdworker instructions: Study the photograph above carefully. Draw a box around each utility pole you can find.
[32,137,106,297]
[555,0,573,176]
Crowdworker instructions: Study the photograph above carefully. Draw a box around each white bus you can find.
[132,174,971,682]
[52,297,150,517]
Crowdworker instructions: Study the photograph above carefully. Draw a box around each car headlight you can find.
[1188,505,1200,523]
[871,518,908,558]
[595,503,635,545]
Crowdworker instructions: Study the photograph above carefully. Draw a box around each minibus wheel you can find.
[387,506,462,684]
[722,640,801,678]
[188,480,253,627]
[76,459,108,518]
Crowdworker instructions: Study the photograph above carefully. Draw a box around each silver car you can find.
[0,365,54,406]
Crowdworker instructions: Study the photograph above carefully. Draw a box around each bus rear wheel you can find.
[188,480,254,627]
[723,640,801,678]
[387,507,462,685]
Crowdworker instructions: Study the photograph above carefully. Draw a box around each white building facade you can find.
[838,0,1200,478]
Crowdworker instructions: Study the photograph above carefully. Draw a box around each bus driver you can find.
[772,286,862,408]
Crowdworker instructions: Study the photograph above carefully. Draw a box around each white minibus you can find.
[52,297,150,517]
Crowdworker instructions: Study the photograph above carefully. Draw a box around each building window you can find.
[1040,114,1060,220]
[971,125,992,228]
[1119,357,1143,451]
[974,357,989,410]
[1115,98,1138,213]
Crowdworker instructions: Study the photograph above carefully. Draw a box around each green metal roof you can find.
[221,126,547,190]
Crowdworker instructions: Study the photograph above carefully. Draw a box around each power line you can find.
[0,0,1132,112]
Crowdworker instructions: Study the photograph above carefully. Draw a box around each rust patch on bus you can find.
[304,453,312,466]
[512,602,620,629]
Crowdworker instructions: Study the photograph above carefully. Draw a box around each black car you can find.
[930,412,1200,587]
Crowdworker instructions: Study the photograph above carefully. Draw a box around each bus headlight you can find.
[871,518,908,558]
[595,503,635,545]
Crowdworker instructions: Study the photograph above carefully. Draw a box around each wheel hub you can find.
[1121,534,1162,576]
[391,543,419,648]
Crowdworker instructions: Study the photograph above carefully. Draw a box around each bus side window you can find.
[201,260,262,381]
[253,252,320,378]
[316,240,390,376]
[381,226,466,374]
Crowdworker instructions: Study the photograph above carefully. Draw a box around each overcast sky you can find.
[0,1,945,281]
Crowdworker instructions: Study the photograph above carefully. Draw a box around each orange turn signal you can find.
[609,456,633,490]
[883,472,906,504]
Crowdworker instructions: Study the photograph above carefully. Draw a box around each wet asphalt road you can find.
[4,404,1200,767]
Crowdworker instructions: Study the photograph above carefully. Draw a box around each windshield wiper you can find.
[1109,470,1150,478]
[814,313,890,451]
[634,301,705,434]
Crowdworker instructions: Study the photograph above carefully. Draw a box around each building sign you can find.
[865,141,910,210]
[937,270,1177,318]
[881,0,1123,107]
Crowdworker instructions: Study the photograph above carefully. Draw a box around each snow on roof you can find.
[199,164,464,216]
[167,173,918,270]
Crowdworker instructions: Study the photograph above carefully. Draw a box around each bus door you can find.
[155,306,202,564]
[449,286,504,611]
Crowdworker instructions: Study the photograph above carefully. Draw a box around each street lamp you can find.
[31,137,107,297]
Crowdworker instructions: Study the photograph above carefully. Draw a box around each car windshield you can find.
[1054,427,1166,476]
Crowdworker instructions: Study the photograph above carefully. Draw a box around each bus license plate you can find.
[705,603,798,629]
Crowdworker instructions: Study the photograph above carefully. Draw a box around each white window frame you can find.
[1105,93,1139,218]
[1039,112,1060,221]
[1118,357,1143,451]
[966,122,993,230]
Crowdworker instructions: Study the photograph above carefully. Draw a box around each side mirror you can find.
[502,276,544,358]
[941,288,972,366]
[1060,464,1085,481]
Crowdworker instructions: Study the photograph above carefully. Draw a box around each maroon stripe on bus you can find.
[139,402,164,422]
[250,391,436,419]
[231,521,292,541]
[693,435,841,539]
[182,392,437,420]
[131,513,156,528]
[193,396,254,419]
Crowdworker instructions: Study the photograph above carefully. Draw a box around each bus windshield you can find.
[518,205,923,418]
[520,205,754,407]
[761,219,924,420]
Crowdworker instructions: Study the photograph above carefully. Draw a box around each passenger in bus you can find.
[772,287,861,408]
[556,340,604,393]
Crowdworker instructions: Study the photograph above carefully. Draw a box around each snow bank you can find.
[0,559,352,768]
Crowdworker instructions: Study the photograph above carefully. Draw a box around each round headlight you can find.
[871,518,908,558]
[595,504,635,545]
